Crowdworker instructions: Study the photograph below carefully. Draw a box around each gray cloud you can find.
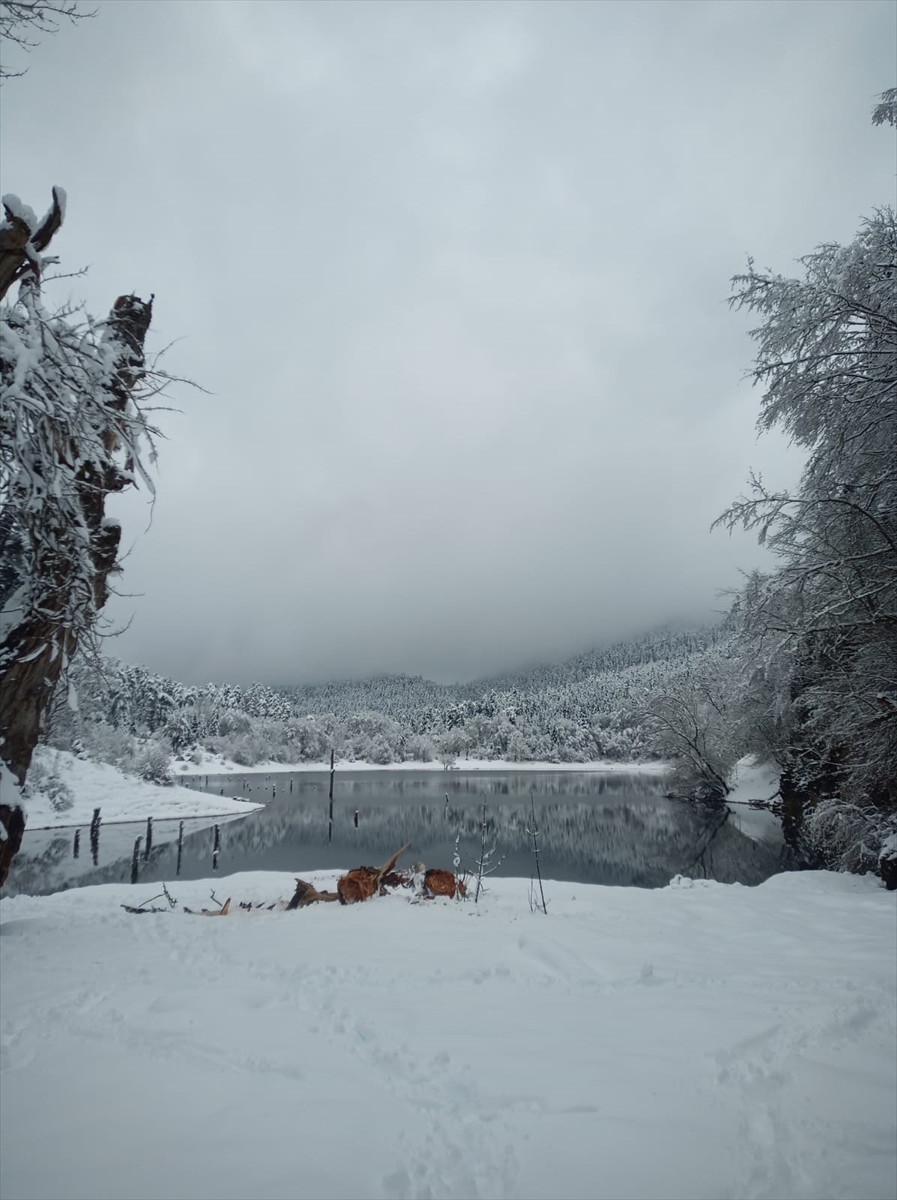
[2,0,894,684]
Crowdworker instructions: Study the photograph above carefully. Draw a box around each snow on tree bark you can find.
[0,191,158,884]
[0,188,65,302]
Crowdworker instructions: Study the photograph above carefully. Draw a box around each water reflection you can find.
[3,814,246,897]
[173,768,671,803]
[206,798,787,888]
[4,772,790,897]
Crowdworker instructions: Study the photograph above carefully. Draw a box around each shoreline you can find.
[176,756,670,778]
[17,750,265,833]
[23,806,260,832]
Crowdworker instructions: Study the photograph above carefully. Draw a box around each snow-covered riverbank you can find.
[175,751,670,777]
[11,750,264,830]
[1,869,894,1200]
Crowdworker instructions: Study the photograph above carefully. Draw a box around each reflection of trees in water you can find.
[443,773,668,799]
[219,797,787,888]
[6,776,789,896]
[192,771,670,802]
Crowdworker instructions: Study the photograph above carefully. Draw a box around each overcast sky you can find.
[2,0,895,686]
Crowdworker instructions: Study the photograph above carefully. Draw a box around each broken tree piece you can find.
[422,868,466,899]
[337,841,411,905]
[287,879,340,909]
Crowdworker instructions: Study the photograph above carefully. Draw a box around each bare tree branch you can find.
[0,1,94,79]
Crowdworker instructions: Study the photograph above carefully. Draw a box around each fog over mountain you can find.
[2,0,893,685]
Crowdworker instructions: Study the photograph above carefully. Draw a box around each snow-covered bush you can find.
[133,738,173,786]
[404,733,435,762]
[802,797,897,879]
[22,752,74,812]
[879,834,897,891]
[218,730,270,767]
[216,710,252,738]
[78,720,136,771]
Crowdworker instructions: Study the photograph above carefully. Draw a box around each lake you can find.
[3,768,791,897]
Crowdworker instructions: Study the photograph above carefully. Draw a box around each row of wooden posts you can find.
[83,753,368,882]
[71,807,103,867]
[74,810,219,882]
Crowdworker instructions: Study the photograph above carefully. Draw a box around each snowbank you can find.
[1,869,894,1200]
[177,750,669,776]
[18,749,263,829]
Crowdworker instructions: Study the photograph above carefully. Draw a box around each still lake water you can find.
[4,769,791,897]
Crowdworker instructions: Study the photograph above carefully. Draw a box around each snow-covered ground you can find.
[176,750,669,776]
[12,750,263,830]
[1,869,894,1200]
[726,756,779,803]
[725,756,783,844]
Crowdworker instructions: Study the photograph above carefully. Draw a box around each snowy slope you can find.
[13,749,263,829]
[1,870,894,1200]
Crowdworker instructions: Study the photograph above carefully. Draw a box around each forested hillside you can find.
[42,624,728,775]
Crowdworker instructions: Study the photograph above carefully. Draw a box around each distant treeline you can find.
[44,625,728,775]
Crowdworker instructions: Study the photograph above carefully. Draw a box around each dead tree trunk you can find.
[0,192,155,885]
[0,188,65,304]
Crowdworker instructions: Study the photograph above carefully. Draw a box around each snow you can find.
[1,193,37,232]
[726,756,783,844]
[177,750,670,776]
[17,749,263,830]
[727,756,780,804]
[1,869,894,1200]
[46,185,66,224]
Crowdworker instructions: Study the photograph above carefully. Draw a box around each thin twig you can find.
[529,791,548,914]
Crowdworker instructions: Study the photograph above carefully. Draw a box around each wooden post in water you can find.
[73,829,80,858]
[176,819,184,877]
[354,809,359,829]
[131,837,141,884]
[328,749,335,843]
[144,816,153,859]
[89,808,101,865]
[212,824,220,871]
